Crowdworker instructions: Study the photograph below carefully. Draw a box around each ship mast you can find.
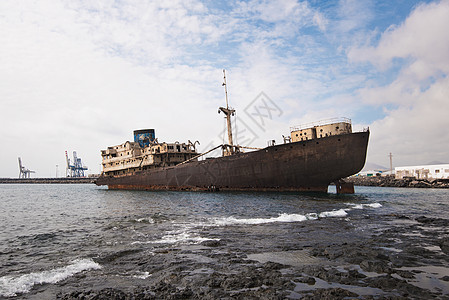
[219,69,235,156]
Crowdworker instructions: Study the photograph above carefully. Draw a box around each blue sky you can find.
[1,0,448,177]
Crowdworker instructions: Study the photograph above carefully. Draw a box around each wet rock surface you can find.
[40,213,449,299]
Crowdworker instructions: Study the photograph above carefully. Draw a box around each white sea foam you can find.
[319,209,348,218]
[152,231,220,245]
[210,210,349,226]
[366,203,382,208]
[135,217,155,223]
[0,259,101,297]
[347,203,382,209]
[133,209,351,246]
[133,271,151,279]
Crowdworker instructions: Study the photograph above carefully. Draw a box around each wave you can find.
[133,271,151,279]
[134,217,155,224]
[318,208,348,218]
[131,205,381,246]
[0,258,101,297]
[132,230,219,245]
[347,203,382,209]
[152,231,219,245]
[210,209,349,226]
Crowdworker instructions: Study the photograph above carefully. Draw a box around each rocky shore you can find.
[346,175,449,188]
[31,214,449,299]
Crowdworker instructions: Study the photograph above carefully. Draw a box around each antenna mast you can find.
[218,69,235,156]
[389,152,393,175]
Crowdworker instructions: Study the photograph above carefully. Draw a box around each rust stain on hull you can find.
[97,131,369,193]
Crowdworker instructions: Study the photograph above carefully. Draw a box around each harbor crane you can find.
[18,157,35,178]
[65,151,88,177]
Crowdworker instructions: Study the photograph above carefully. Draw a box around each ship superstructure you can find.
[101,129,198,177]
[290,118,353,141]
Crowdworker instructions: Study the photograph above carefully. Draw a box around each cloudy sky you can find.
[1,0,448,178]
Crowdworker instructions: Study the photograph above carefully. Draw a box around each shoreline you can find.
[2,175,449,188]
[0,177,98,184]
[346,175,449,188]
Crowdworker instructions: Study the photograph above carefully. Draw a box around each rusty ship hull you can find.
[96,131,369,192]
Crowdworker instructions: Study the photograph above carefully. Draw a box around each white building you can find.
[395,164,449,180]
[355,170,385,177]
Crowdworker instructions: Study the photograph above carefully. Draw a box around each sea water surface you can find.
[0,184,448,298]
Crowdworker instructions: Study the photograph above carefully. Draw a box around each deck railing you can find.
[290,117,351,132]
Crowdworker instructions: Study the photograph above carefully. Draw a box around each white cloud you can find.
[336,0,374,33]
[0,0,228,177]
[348,0,449,166]
[1,0,446,177]
[349,1,449,72]
[234,0,328,39]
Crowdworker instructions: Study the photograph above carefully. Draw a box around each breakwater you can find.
[346,175,449,188]
[0,177,97,184]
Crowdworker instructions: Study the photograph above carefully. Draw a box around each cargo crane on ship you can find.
[65,151,88,177]
[18,157,35,178]
[218,69,237,157]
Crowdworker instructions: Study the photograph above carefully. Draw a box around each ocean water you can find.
[0,184,448,298]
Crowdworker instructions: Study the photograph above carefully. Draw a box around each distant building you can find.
[395,164,449,180]
[355,170,385,177]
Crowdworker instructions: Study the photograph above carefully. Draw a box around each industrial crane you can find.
[65,151,88,177]
[18,157,35,178]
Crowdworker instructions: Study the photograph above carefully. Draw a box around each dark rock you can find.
[439,238,449,255]
[302,288,358,300]
[416,216,449,227]
[345,176,449,189]
[365,274,431,297]
[394,270,415,279]
[262,261,286,270]
[200,239,222,247]
[297,276,316,285]
[360,260,391,274]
